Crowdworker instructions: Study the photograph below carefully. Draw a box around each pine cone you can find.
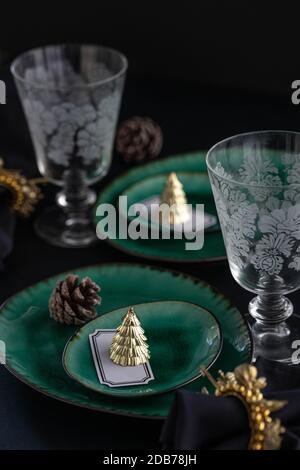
[49,274,101,326]
[116,116,163,163]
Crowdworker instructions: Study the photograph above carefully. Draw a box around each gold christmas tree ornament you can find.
[201,363,287,451]
[159,172,190,224]
[110,307,150,367]
[0,158,43,217]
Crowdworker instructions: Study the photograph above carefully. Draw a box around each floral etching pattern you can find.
[23,91,121,168]
[288,248,300,271]
[251,234,294,275]
[239,154,282,202]
[20,63,122,170]
[258,206,300,239]
[210,154,300,276]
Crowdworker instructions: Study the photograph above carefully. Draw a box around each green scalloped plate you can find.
[63,301,222,398]
[94,151,226,262]
[0,263,252,419]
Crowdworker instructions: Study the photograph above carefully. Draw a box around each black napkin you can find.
[161,358,300,450]
[0,187,15,270]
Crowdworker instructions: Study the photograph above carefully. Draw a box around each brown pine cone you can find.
[49,274,101,326]
[116,116,163,163]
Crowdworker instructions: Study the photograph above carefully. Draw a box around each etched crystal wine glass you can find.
[11,44,127,247]
[207,131,300,364]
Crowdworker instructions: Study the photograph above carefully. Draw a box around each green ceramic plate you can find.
[0,263,252,419]
[94,151,226,262]
[63,301,222,397]
[120,172,219,234]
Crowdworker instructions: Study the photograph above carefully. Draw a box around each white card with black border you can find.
[89,329,154,387]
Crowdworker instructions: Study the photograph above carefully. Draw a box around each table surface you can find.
[1,67,300,449]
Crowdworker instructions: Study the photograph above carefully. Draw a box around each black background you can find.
[0,1,300,95]
[1,2,300,450]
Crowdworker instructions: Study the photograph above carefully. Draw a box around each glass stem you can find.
[56,168,96,244]
[248,293,298,364]
[248,293,293,326]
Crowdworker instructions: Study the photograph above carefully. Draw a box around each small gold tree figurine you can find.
[159,172,190,224]
[110,307,150,366]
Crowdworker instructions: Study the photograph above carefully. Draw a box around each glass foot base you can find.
[34,206,98,248]
[246,313,300,365]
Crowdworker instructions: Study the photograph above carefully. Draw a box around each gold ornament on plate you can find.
[110,306,150,367]
[201,363,287,451]
[0,158,44,216]
[159,172,190,224]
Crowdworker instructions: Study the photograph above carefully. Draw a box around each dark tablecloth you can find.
[1,67,300,449]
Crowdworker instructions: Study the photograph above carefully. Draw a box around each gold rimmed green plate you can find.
[0,263,252,418]
[94,151,226,262]
[63,301,222,398]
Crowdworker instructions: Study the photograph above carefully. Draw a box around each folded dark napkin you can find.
[161,358,300,450]
[0,187,15,270]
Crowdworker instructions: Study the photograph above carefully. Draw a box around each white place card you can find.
[89,329,154,388]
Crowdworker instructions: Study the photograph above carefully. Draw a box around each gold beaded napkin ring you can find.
[201,364,287,450]
[0,158,43,216]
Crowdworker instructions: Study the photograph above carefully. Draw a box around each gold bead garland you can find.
[201,364,287,450]
[0,158,43,216]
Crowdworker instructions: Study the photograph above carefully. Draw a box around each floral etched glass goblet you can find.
[207,131,300,364]
[11,44,127,247]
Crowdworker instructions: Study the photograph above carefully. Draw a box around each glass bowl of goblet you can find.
[11,44,127,247]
